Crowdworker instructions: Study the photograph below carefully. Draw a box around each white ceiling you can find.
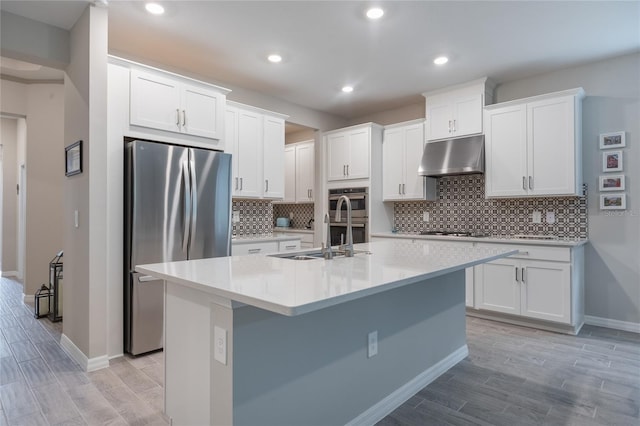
[1,1,639,119]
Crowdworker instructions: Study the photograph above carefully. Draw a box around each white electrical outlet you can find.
[232,211,240,223]
[546,211,556,224]
[423,211,430,222]
[367,331,378,358]
[74,210,79,228]
[214,326,227,365]
[532,211,541,224]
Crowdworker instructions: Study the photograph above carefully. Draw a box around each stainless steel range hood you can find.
[418,135,485,177]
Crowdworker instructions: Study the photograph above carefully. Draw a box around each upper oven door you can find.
[328,193,367,218]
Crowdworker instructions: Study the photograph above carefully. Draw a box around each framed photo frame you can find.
[599,175,625,191]
[65,140,83,177]
[600,194,626,210]
[602,150,623,172]
[599,131,626,149]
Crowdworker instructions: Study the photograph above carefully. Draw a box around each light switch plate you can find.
[532,211,541,224]
[423,211,430,222]
[214,326,227,365]
[367,331,378,358]
[232,211,240,223]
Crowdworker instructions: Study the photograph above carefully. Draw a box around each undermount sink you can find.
[269,249,371,260]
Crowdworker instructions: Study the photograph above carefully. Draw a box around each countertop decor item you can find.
[276,217,290,227]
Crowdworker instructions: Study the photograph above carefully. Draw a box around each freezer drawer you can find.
[127,272,164,355]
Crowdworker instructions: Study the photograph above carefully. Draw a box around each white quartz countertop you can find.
[231,234,301,244]
[136,240,518,317]
[371,232,588,247]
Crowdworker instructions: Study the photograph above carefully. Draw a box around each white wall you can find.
[347,102,424,127]
[1,118,18,275]
[494,53,640,326]
[0,80,65,294]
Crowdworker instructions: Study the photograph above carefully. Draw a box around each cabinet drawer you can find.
[300,234,314,244]
[477,243,570,262]
[232,241,278,256]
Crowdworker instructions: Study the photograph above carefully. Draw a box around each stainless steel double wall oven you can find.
[328,187,368,246]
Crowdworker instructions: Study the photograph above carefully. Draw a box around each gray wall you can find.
[495,52,640,325]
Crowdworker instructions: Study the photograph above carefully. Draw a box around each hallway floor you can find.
[1,276,638,425]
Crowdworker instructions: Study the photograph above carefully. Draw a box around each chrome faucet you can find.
[322,213,333,259]
[334,195,354,257]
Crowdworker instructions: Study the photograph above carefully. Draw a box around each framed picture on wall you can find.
[599,175,625,191]
[602,150,623,172]
[65,140,83,177]
[599,131,626,149]
[600,194,626,210]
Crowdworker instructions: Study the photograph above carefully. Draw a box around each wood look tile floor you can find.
[1,277,639,425]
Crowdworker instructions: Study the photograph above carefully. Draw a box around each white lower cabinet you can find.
[278,240,301,252]
[474,244,579,327]
[465,268,475,308]
[232,241,278,256]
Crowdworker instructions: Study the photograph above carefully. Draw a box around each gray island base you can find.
[137,240,517,425]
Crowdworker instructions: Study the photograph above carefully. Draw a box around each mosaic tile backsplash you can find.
[273,204,315,229]
[394,175,588,239]
[232,199,273,236]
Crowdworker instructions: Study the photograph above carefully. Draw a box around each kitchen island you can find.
[137,239,517,426]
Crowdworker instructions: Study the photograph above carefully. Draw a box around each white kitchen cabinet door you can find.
[295,142,315,202]
[283,146,296,203]
[453,94,483,137]
[403,123,427,199]
[263,115,285,199]
[382,127,405,200]
[327,132,350,181]
[130,69,225,141]
[130,69,181,133]
[181,84,224,140]
[425,98,453,141]
[484,104,528,197]
[527,96,576,196]
[278,240,301,252]
[520,260,571,324]
[346,128,370,179]
[475,259,520,315]
[235,109,263,198]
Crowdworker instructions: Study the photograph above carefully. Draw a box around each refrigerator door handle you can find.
[138,275,158,282]
[182,161,191,253]
[189,159,198,254]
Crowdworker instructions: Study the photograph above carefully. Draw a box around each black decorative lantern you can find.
[34,284,50,319]
[48,251,63,322]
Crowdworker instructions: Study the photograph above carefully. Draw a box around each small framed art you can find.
[599,175,625,191]
[599,131,626,149]
[602,150,623,172]
[65,140,83,177]
[600,193,626,210]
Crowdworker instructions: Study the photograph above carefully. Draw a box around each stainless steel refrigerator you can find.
[124,139,232,355]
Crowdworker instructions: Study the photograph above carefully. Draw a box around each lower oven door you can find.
[330,223,366,246]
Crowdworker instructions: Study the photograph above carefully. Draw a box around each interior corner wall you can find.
[64,3,109,363]
[1,118,18,274]
[0,80,64,293]
[494,52,640,325]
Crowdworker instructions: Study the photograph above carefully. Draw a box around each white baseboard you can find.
[585,315,640,334]
[23,294,34,303]
[1,271,18,277]
[60,333,110,372]
[346,345,469,426]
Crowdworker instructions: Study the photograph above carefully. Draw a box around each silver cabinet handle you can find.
[182,110,186,127]
[346,164,349,176]
[265,179,269,192]
[515,267,520,282]
[402,183,406,194]
[522,176,527,190]
[521,267,526,284]
[452,119,456,132]
[284,245,297,249]
[399,184,402,195]
[448,120,452,133]
[176,109,180,127]
[240,177,243,190]
[235,177,239,190]
[343,165,346,176]
[529,176,533,190]
[248,248,261,254]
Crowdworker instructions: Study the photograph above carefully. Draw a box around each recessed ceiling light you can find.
[268,54,282,63]
[366,7,384,19]
[145,3,165,15]
[342,86,354,93]
[434,56,449,65]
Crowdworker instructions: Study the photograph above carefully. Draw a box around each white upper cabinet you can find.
[484,88,584,198]
[423,78,495,141]
[283,141,315,203]
[382,120,435,201]
[263,115,285,199]
[326,123,380,182]
[130,68,226,141]
[226,102,287,199]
